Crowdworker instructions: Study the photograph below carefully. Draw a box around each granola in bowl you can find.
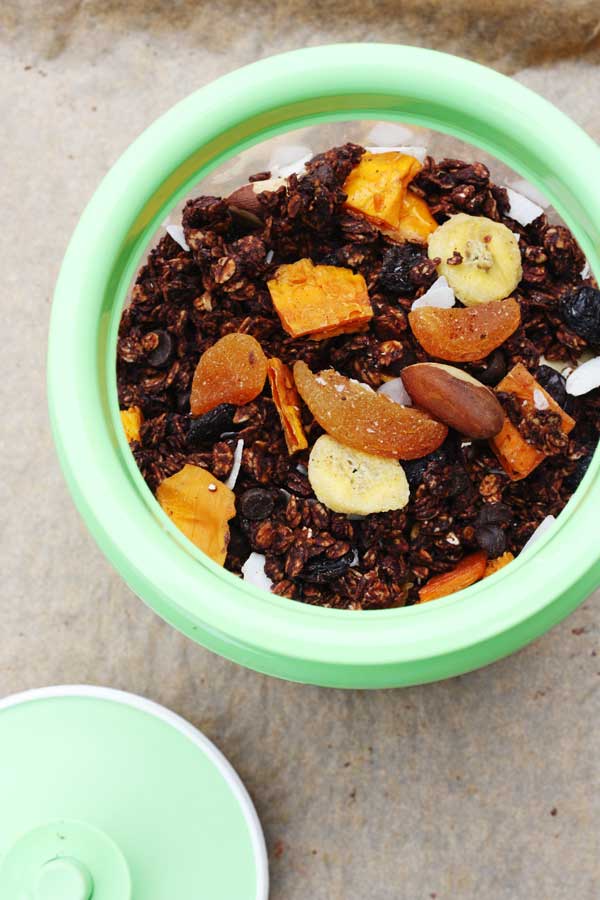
[117,143,600,610]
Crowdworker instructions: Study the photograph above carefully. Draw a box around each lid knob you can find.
[35,857,93,900]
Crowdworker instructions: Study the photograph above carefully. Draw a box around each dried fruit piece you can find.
[484,552,514,577]
[267,258,372,340]
[343,151,436,242]
[560,285,600,344]
[308,434,410,515]
[156,464,236,565]
[490,363,575,480]
[409,297,521,362]
[120,405,143,443]
[190,333,268,416]
[428,214,522,305]
[187,404,237,447]
[401,363,504,439]
[298,549,356,583]
[267,358,308,454]
[418,551,487,603]
[294,361,447,460]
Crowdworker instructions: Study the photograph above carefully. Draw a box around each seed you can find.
[238,488,275,520]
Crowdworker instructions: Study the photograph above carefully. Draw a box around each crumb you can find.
[572,627,586,635]
[550,807,557,816]
[349,788,356,801]
[273,840,285,858]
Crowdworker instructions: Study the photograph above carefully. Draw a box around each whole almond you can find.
[226,176,286,222]
[401,362,504,439]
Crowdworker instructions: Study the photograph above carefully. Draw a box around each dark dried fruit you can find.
[297,550,355,583]
[475,524,506,558]
[238,488,275,520]
[378,243,424,295]
[403,448,448,490]
[475,503,512,529]
[564,449,594,492]
[187,404,236,447]
[560,286,600,344]
[147,330,174,367]
[535,365,567,407]
[468,349,507,386]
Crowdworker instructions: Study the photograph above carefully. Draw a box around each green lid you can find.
[0,687,268,899]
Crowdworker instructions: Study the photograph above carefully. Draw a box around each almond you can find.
[226,176,286,222]
[401,363,504,439]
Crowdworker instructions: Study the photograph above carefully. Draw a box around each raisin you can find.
[468,349,507,386]
[238,488,275,520]
[147,330,174,367]
[535,365,567,407]
[475,502,512,528]
[403,448,448,489]
[298,550,356,583]
[187,404,237,447]
[564,449,594,492]
[560,286,600,344]
[176,389,191,413]
[378,244,425,295]
[475,524,506,558]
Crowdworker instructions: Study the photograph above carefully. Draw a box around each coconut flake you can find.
[581,261,591,280]
[366,122,415,146]
[377,376,413,407]
[505,187,544,227]
[349,549,360,567]
[565,356,600,396]
[521,515,557,554]
[507,178,550,209]
[268,144,312,178]
[365,145,427,164]
[165,224,190,252]
[296,463,308,475]
[241,552,274,592]
[411,276,455,311]
[266,249,274,264]
[533,388,549,410]
[225,439,244,490]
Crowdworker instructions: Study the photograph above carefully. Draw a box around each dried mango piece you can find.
[120,405,144,443]
[156,464,236,565]
[293,361,447,460]
[484,552,514,577]
[190,333,268,416]
[267,258,372,340]
[267,358,308,455]
[343,152,436,242]
[418,551,487,603]
[490,363,575,481]
[409,298,521,362]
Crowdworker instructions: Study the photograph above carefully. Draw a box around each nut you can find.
[226,176,287,222]
[401,362,504,439]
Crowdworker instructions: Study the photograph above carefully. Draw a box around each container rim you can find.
[48,44,600,686]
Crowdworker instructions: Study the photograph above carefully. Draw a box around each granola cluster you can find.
[117,145,599,609]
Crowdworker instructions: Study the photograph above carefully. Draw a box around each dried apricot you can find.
[267,258,372,340]
[156,464,236,565]
[396,190,438,243]
[190,333,268,417]
[409,297,521,362]
[120,405,143,443]
[484,552,514,577]
[267,358,308,455]
[418,551,487,603]
[293,361,447,460]
[490,363,575,480]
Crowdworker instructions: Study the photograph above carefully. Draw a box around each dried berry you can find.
[298,550,355,583]
[403,448,448,489]
[564,449,594,492]
[378,243,424,295]
[147,330,174,367]
[187,404,237,447]
[475,502,512,529]
[535,365,567,407]
[238,488,275,520]
[560,286,600,344]
[468,349,507,386]
[475,524,506,558]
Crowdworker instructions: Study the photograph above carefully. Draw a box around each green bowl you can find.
[48,44,600,688]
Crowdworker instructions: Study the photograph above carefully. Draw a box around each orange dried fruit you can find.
[156,464,236,565]
[190,333,268,416]
[490,363,575,480]
[120,405,143,443]
[267,258,372,340]
[484,552,514,578]
[293,361,447,460]
[418,551,487,603]
[267,358,308,455]
[409,297,521,362]
[343,151,437,242]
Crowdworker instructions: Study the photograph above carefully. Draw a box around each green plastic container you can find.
[48,44,600,688]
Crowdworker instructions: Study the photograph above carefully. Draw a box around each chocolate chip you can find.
[147,330,174,367]
[475,524,506,557]
[238,488,275,520]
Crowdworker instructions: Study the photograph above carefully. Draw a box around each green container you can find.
[48,44,600,688]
